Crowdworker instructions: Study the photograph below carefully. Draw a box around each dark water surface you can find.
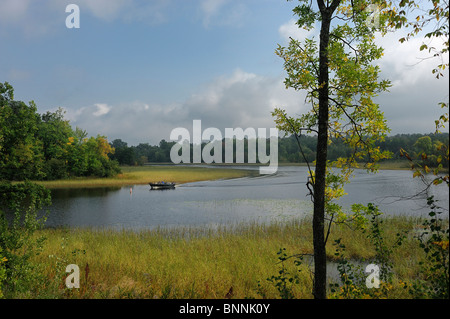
[45,166,449,230]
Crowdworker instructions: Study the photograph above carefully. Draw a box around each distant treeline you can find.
[2,83,448,182]
[110,132,449,168]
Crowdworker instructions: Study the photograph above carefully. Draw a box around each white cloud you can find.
[0,0,58,37]
[64,46,448,145]
[0,0,30,22]
[68,69,305,145]
[70,0,170,23]
[201,0,228,23]
[372,31,449,134]
[77,0,132,21]
[0,0,171,37]
[375,31,449,88]
[278,19,318,43]
[200,0,246,28]
[93,103,112,117]
[183,69,304,130]
[54,0,171,23]
[275,20,449,135]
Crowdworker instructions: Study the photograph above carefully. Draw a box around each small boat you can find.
[149,182,176,190]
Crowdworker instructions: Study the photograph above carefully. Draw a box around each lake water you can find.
[45,166,449,230]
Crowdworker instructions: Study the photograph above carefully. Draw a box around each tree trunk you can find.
[313,4,334,300]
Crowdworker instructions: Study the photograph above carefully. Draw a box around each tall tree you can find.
[0,83,45,180]
[38,108,73,161]
[1,82,121,181]
[110,139,136,165]
[273,0,392,298]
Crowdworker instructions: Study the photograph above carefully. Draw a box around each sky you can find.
[1,0,448,146]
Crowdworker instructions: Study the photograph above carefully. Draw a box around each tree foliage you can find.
[0,83,44,180]
[272,0,394,298]
[0,181,51,295]
[379,0,449,187]
[381,0,449,79]
[0,82,120,181]
[108,133,448,169]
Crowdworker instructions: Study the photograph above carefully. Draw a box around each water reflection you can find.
[45,166,449,230]
[51,187,121,199]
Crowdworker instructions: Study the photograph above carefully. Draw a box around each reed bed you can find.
[32,165,257,189]
[31,163,414,189]
[20,216,428,299]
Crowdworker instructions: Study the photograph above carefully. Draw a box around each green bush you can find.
[0,247,6,298]
[0,181,51,296]
[408,196,449,298]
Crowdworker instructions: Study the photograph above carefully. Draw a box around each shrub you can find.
[408,196,449,298]
[0,181,51,296]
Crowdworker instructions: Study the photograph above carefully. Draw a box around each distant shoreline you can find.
[28,159,442,189]
[31,165,258,189]
[153,160,413,169]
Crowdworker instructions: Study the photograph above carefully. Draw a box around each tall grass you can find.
[17,216,428,299]
[32,163,414,189]
[32,165,257,189]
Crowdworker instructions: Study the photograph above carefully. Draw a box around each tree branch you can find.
[330,0,341,12]
[289,36,320,78]
[317,0,326,12]
[324,212,334,245]
[330,33,359,62]
[280,112,316,195]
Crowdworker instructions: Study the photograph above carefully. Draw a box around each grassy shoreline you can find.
[31,160,416,189]
[16,216,437,299]
[32,165,258,189]
[8,163,445,298]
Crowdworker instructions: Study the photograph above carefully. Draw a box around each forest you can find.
[111,133,449,168]
[1,81,448,182]
[0,82,120,181]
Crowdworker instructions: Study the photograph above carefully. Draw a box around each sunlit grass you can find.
[31,221,313,299]
[23,216,428,299]
[376,160,412,170]
[32,165,257,189]
[30,161,415,189]
[31,161,417,189]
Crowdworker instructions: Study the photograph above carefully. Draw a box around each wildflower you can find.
[432,241,449,250]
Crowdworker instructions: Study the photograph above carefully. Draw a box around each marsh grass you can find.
[19,216,430,299]
[32,165,257,189]
[31,163,413,189]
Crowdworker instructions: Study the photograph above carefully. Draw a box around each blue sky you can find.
[1,0,448,145]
